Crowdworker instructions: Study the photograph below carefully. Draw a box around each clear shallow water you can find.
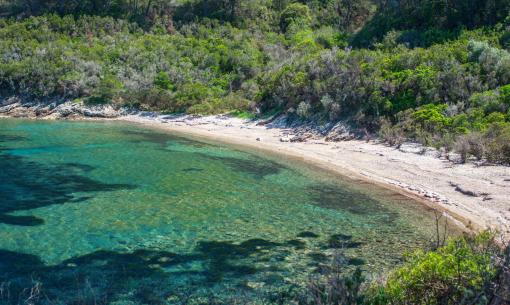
[0,118,449,304]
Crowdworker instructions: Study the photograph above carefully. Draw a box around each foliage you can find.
[297,232,509,305]
[411,104,450,133]
[1,1,510,162]
[2,4,510,304]
[485,123,510,164]
[353,0,510,47]
[297,249,367,305]
[381,232,500,305]
[280,3,312,32]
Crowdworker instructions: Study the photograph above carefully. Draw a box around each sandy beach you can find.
[1,101,510,237]
[119,114,510,237]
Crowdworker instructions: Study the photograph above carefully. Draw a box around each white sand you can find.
[119,114,510,237]
[2,100,509,237]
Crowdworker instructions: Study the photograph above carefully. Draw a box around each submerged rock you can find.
[246,281,265,289]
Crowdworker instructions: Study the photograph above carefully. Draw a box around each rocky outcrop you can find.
[0,99,130,119]
[1,100,365,145]
[264,117,360,143]
[290,133,313,142]
[325,123,356,141]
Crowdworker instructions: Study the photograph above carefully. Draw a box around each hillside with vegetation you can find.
[1,0,510,163]
[1,2,510,304]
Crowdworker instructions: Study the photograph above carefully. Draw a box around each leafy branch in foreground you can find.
[299,232,510,305]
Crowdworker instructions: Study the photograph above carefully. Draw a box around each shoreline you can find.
[1,101,510,238]
[116,114,510,237]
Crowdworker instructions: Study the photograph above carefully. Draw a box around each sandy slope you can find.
[120,114,510,237]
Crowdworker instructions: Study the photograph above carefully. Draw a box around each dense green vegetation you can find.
[299,231,510,305]
[1,3,510,304]
[1,0,510,164]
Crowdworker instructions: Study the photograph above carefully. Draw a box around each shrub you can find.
[297,251,366,305]
[485,123,510,164]
[172,82,215,112]
[379,119,405,148]
[436,132,455,159]
[454,135,470,163]
[468,91,501,114]
[466,132,486,161]
[153,71,174,91]
[381,232,501,305]
[280,3,312,32]
[411,104,450,133]
[321,94,334,111]
[468,40,491,62]
[499,84,510,106]
[468,40,510,85]
[501,31,510,50]
[134,88,174,111]
[187,94,251,115]
[88,74,123,104]
[297,101,311,118]
[297,232,509,305]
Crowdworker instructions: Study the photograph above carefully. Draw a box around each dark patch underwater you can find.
[0,151,136,226]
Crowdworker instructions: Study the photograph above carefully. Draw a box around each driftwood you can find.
[449,182,489,198]
[256,114,281,126]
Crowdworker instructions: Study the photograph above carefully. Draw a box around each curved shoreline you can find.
[116,114,510,238]
[1,102,509,238]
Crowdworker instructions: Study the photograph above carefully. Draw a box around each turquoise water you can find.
[0,118,448,304]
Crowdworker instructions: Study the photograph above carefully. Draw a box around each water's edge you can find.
[121,118,471,233]
[0,118,464,304]
[0,111,471,234]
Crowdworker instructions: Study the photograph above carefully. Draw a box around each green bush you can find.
[298,232,508,305]
[374,232,503,305]
[485,123,510,164]
[379,119,405,147]
[88,74,123,104]
[501,31,510,49]
[153,71,174,91]
[1,4,510,163]
[187,94,251,115]
[499,84,510,106]
[280,3,312,32]
[411,104,450,133]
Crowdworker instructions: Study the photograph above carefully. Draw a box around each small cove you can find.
[0,118,457,304]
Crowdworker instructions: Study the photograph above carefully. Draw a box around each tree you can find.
[334,0,371,32]
[280,3,311,32]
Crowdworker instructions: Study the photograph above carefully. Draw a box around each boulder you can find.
[325,123,355,142]
[290,133,312,142]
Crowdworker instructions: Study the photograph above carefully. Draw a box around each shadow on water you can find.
[197,153,286,180]
[327,234,363,249]
[122,129,183,147]
[307,185,399,222]
[182,167,204,173]
[122,128,286,179]
[0,150,136,226]
[0,233,363,304]
[298,231,319,238]
[122,129,210,150]
[0,134,26,143]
